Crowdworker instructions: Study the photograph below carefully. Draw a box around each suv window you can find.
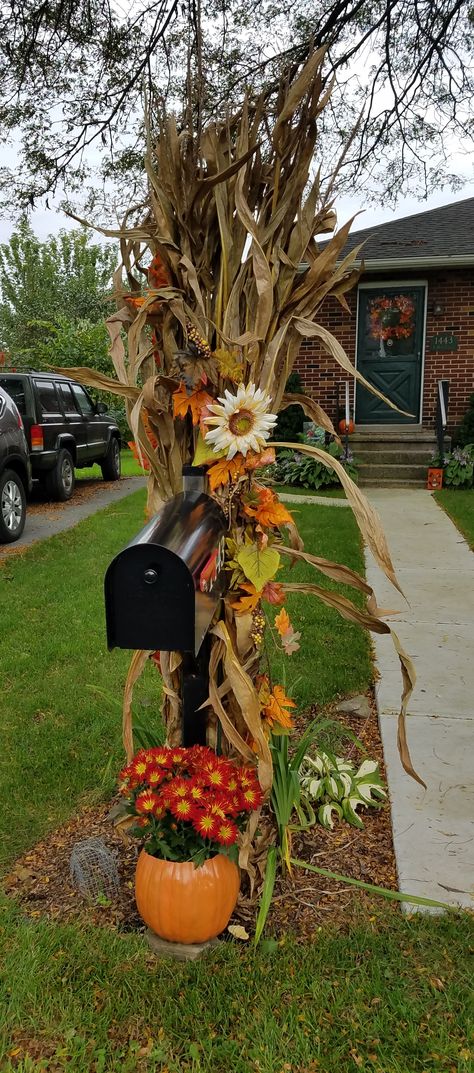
[58,382,79,413]
[0,377,27,416]
[71,384,95,416]
[35,379,61,415]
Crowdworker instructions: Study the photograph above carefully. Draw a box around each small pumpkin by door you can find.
[338,418,355,435]
[135,850,241,943]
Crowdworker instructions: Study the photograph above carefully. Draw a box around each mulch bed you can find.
[3,691,398,939]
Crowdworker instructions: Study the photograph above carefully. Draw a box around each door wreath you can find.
[369,294,415,356]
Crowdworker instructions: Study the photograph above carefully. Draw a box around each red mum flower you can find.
[168,777,191,799]
[240,785,264,810]
[135,790,161,815]
[188,781,206,803]
[148,748,174,768]
[146,766,165,789]
[214,819,239,846]
[130,753,149,781]
[192,810,219,839]
[206,767,227,789]
[237,767,259,790]
[169,748,187,766]
[170,796,194,821]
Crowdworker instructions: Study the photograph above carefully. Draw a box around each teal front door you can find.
[355,286,425,423]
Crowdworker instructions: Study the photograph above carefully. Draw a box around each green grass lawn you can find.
[76,448,145,481]
[0,495,370,869]
[1,897,472,1073]
[434,488,474,549]
[1,491,471,1073]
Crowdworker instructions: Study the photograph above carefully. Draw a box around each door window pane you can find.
[35,380,61,414]
[71,384,95,415]
[58,382,79,413]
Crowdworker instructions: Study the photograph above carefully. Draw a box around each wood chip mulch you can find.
[2,691,398,939]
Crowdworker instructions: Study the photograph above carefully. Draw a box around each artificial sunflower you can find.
[203,383,277,460]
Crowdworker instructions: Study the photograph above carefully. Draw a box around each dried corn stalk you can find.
[61,50,420,790]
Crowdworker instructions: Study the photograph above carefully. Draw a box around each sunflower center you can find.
[229,408,255,436]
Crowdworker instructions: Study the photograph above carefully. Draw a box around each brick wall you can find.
[294,268,474,433]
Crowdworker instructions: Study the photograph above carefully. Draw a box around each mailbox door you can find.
[105,546,195,652]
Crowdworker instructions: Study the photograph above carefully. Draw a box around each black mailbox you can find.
[105,468,226,656]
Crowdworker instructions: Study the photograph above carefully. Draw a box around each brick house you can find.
[295,198,474,484]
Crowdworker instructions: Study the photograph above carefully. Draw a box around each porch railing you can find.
[435,379,449,464]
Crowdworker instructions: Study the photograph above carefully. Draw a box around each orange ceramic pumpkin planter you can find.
[135,850,241,943]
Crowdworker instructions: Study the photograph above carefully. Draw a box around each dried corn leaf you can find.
[122,650,153,762]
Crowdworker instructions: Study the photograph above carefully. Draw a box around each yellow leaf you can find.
[227,924,249,940]
[192,432,225,467]
[236,544,280,589]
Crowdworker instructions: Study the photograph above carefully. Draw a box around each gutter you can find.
[303,255,474,272]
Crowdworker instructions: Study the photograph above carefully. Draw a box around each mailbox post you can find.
[105,465,226,745]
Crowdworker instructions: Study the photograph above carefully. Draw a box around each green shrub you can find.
[273,438,357,490]
[455,393,474,447]
[274,371,305,442]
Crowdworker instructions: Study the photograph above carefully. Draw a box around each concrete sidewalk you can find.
[364,489,474,909]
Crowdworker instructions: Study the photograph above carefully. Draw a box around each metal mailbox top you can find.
[104,489,226,656]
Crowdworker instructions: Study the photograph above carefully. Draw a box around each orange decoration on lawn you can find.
[274,608,290,637]
[259,678,296,731]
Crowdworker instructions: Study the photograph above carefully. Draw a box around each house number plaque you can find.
[428,333,458,352]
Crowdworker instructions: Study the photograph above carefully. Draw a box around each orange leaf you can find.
[148,253,170,288]
[262,684,296,730]
[230,582,262,614]
[208,455,245,491]
[274,608,290,636]
[172,383,213,425]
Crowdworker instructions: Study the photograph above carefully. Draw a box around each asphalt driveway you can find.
[0,475,146,559]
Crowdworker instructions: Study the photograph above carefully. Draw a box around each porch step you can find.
[350,426,445,488]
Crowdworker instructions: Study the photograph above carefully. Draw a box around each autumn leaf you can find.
[192,431,225,467]
[262,684,296,730]
[172,382,213,424]
[236,544,281,589]
[280,627,301,655]
[274,608,290,636]
[208,455,246,491]
[147,252,170,288]
[262,581,286,606]
[230,582,262,614]
[213,347,244,383]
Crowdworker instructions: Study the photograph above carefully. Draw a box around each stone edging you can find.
[278,492,349,508]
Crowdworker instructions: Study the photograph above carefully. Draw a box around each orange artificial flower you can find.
[172,383,213,425]
[244,447,276,472]
[243,485,293,529]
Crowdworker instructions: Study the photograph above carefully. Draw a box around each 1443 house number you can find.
[429,333,458,352]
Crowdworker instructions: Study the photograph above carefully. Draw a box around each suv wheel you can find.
[45,448,75,501]
[0,469,26,542]
[101,437,121,481]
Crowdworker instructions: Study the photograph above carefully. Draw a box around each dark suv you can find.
[0,371,121,501]
[0,386,32,542]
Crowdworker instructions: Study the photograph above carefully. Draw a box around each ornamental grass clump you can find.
[119,745,263,866]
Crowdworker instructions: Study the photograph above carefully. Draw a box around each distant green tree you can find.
[0,220,117,368]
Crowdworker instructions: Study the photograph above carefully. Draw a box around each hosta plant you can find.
[299,751,387,829]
